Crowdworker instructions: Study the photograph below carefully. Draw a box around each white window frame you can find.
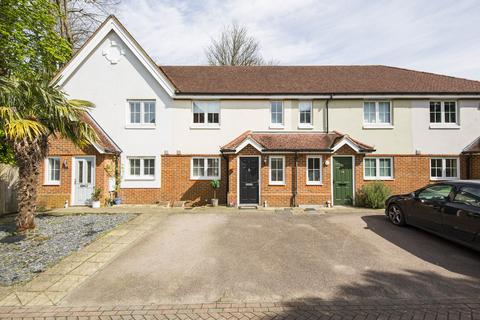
[363,101,393,128]
[270,101,284,129]
[430,157,460,180]
[429,101,459,129]
[126,156,156,180]
[44,157,61,185]
[363,157,394,180]
[126,100,156,128]
[190,101,221,129]
[298,100,313,129]
[306,155,322,185]
[269,156,285,185]
[190,157,221,180]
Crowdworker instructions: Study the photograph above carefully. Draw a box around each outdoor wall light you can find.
[324,159,330,166]
[63,160,68,169]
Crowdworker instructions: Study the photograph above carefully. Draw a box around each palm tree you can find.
[0,75,97,232]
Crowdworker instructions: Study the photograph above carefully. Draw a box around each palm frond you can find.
[4,119,46,140]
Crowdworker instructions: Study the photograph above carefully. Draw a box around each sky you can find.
[116,0,480,80]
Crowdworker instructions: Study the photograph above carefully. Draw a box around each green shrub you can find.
[356,181,391,209]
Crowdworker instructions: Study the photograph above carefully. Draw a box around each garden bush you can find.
[356,181,391,209]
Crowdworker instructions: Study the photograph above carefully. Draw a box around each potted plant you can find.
[91,187,102,208]
[210,179,220,207]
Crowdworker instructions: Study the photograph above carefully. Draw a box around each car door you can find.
[442,185,480,244]
[408,184,453,233]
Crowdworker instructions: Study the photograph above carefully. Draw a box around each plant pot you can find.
[211,199,219,207]
[91,200,101,208]
[113,197,122,205]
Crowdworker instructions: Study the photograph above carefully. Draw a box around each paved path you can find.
[0,299,479,319]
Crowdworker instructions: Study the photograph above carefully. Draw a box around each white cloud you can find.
[117,0,480,80]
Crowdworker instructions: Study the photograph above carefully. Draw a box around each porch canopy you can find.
[221,130,375,154]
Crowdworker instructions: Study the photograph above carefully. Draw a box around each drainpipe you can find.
[326,94,333,132]
[221,152,229,205]
[293,152,298,207]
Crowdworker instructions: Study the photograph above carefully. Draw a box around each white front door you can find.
[73,156,95,205]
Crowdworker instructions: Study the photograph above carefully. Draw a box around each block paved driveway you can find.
[59,210,480,307]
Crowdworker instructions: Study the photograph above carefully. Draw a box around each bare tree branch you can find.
[205,23,269,66]
[53,0,120,50]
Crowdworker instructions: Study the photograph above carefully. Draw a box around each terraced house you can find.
[37,15,480,209]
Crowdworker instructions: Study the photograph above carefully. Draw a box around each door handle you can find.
[245,183,253,186]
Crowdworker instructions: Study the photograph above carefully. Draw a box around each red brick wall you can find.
[37,136,113,209]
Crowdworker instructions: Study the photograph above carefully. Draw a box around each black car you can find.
[385,180,480,252]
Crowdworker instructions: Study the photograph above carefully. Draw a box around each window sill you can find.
[190,176,221,181]
[43,182,60,186]
[429,123,460,130]
[125,124,156,130]
[362,124,394,129]
[124,177,155,181]
[269,124,284,129]
[364,177,394,181]
[190,124,221,130]
[430,177,459,181]
[269,182,285,186]
[298,124,314,130]
[306,182,323,186]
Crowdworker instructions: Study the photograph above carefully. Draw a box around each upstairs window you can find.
[270,101,284,127]
[430,101,457,124]
[430,158,459,180]
[45,157,60,185]
[299,101,313,127]
[128,100,156,126]
[363,101,392,126]
[127,157,155,179]
[191,157,221,179]
[192,101,220,126]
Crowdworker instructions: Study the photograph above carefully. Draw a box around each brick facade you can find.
[37,136,114,209]
[39,137,480,209]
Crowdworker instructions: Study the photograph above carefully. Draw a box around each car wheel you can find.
[388,203,406,226]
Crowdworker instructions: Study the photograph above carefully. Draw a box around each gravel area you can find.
[0,213,135,286]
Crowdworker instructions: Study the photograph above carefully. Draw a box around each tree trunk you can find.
[12,136,48,232]
[55,0,74,48]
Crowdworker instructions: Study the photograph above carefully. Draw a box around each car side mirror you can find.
[410,192,417,198]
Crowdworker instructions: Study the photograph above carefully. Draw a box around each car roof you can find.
[434,180,480,187]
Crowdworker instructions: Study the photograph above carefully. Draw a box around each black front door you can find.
[239,157,259,204]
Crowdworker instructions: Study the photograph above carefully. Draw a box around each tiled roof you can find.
[82,112,121,154]
[221,131,374,152]
[463,136,480,153]
[159,65,480,95]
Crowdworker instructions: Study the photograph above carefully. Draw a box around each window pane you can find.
[363,102,376,123]
[271,102,283,124]
[49,158,60,182]
[364,158,377,177]
[78,160,84,183]
[307,157,321,182]
[430,159,443,178]
[193,113,204,123]
[378,102,390,123]
[144,159,155,176]
[444,102,456,123]
[270,158,284,182]
[207,113,219,124]
[454,187,480,207]
[130,159,140,176]
[192,158,205,177]
[143,102,156,124]
[429,102,441,123]
[130,102,141,123]
[86,160,92,183]
[299,101,312,124]
[207,158,219,177]
[445,158,457,178]
[379,158,392,177]
[419,184,453,200]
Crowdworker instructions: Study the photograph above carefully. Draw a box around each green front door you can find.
[333,157,354,205]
